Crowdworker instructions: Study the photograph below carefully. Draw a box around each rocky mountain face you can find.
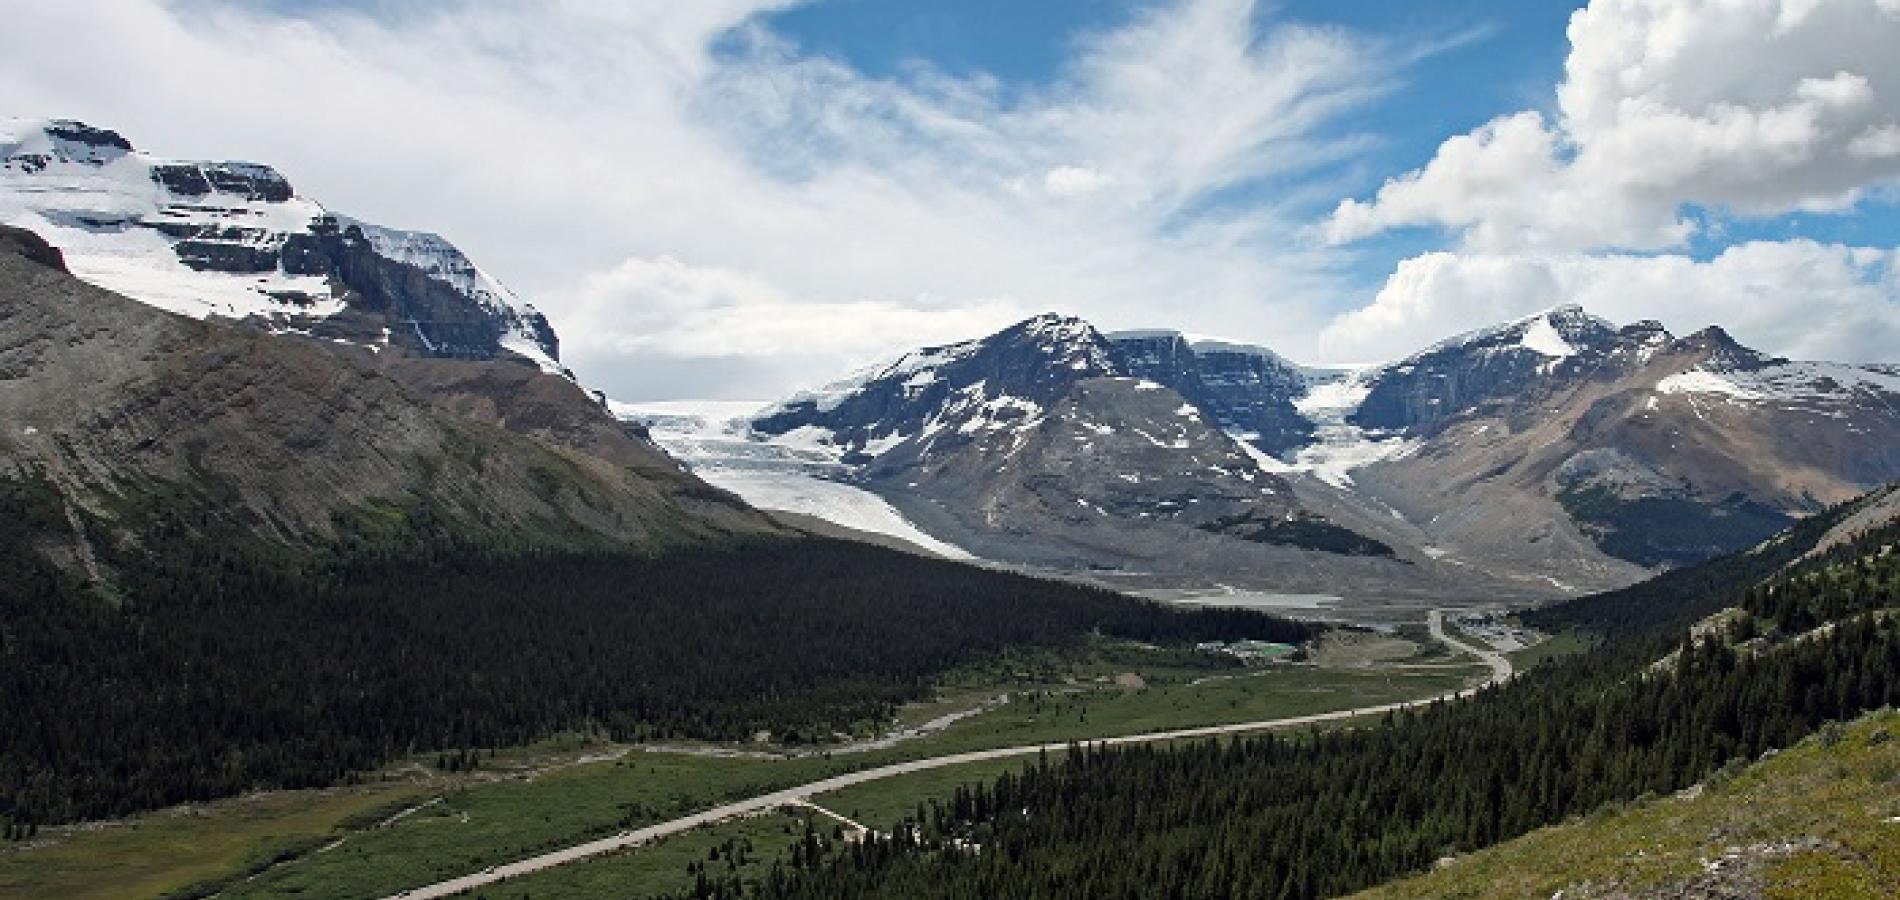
[1350,304,1626,432]
[751,315,1332,539]
[755,315,1119,471]
[1105,331,1315,455]
[1338,308,1900,584]
[0,228,774,582]
[0,118,561,373]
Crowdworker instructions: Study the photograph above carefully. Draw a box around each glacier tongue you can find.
[613,400,972,559]
[1244,368,1419,489]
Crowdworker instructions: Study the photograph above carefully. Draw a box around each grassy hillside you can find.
[1352,708,1900,900]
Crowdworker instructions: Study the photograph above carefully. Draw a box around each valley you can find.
[0,623,1498,900]
[1,31,1897,898]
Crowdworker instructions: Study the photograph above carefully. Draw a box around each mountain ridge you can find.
[0,228,776,587]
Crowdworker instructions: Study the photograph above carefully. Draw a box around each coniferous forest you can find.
[707,515,1900,900]
[0,475,1310,828]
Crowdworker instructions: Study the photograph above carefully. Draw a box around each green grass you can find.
[219,752,851,899]
[893,665,1481,758]
[0,781,428,900]
[456,659,1485,900]
[1506,628,1596,671]
[1351,708,1900,900]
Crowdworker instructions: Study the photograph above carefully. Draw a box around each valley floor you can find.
[0,625,1496,900]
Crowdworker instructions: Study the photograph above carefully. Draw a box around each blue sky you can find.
[766,0,1575,173]
[3,0,1897,397]
[759,0,1582,276]
[768,0,1899,267]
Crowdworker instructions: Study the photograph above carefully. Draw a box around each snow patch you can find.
[1656,361,1900,405]
[1519,315,1576,358]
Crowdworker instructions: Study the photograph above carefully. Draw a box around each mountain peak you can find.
[2,117,134,168]
[1010,312,1102,345]
[1678,325,1777,371]
[1408,303,1616,363]
[43,119,133,152]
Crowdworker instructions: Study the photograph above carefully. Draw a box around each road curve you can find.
[389,611,1511,899]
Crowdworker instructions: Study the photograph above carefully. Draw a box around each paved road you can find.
[389,611,1510,899]
[1429,608,1514,687]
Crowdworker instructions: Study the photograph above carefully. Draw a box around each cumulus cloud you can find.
[1326,0,1900,252]
[1315,0,1900,366]
[0,0,1396,399]
[1318,241,1900,363]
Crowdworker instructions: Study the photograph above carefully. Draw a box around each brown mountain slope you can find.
[0,228,774,577]
[1348,321,1900,588]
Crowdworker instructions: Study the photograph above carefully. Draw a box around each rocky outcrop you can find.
[0,224,64,271]
[1106,331,1315,455]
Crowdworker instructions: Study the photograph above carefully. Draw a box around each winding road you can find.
[389,610,1511,899]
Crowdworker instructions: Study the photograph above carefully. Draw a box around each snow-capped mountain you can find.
[0,225,774,567]
[754,314,1118,471]
[748,315,1300,525]
[0,118,560,373]
[727,314,1524,603]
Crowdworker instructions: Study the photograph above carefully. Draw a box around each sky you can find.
[1,0,1897,400]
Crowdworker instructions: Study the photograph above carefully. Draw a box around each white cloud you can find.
[0,0,1394,399]
[1042,165,1114,197]
[559,256,1028,378]
[1319,241,1900,363]
[1326,0,1900,252]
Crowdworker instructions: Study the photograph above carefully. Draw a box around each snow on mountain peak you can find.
[1,117,563,374]
[1408,303,1617,363]
[1518,315,1577,358]
[1,118,134,167]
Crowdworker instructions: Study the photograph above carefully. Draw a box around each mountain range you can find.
[650,306,1899,611]
[6,117,1898,618]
